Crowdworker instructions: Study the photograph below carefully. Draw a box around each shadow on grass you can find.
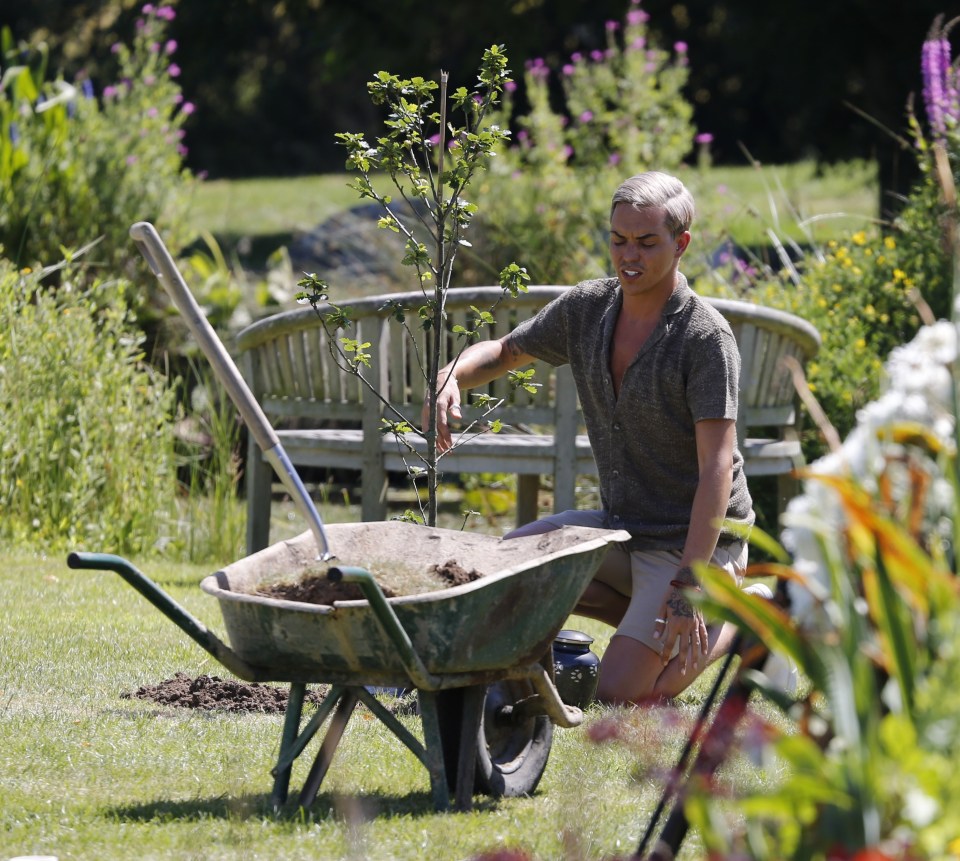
[107,789,502,822]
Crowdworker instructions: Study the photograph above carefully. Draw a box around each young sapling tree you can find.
[296,46,535,527]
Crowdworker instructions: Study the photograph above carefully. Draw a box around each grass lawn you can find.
[1,533,791,860]
[183,160,878,274]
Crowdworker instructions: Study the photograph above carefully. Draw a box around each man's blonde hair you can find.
[610,171,695,238]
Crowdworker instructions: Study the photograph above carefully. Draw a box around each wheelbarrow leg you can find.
[271,682,306,809]
[298,687,360,809]
[454,686,485,811]
[417,691,453,812]
[434,686,486,811]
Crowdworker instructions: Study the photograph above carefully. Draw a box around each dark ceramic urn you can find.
[552,628,600,708]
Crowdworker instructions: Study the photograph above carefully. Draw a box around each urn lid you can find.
[554,628,594,647]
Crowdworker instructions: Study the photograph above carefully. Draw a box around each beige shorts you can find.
[507,509,748,652]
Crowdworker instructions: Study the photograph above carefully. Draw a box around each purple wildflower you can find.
[81,78,95,99]
[142,3,155,12]
[674,41,688,54]
[627,9,649,25]
[570,52,583,63]
[562,63,575,76]
[165,39,177,54]
[579,110,594,123]
[695,132,713,144]
[922,22,954,139]
[168,63,181,78]
[156,5,176,20]
[111,42,122,54]
[505,80,517,93]
[103,85,118,99]
[630,37,646,51]
[590,50,604,62]
[605,20,619,32]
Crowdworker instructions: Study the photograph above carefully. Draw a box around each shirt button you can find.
[613,423,621,431]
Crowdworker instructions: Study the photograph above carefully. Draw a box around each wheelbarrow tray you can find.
[202,521,625,687]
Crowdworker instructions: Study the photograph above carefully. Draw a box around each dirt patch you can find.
[258,577,399,604]
[121,672,327,714]
[255,558,483,606]
[431,559,482,587]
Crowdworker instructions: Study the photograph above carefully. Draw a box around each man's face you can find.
[609,204,689,298]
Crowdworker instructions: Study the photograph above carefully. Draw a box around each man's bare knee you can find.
[595,635,662,705]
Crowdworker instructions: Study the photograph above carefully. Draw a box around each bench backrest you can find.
[707,298,821,445]
[235,286,576,431]
[235,286,820,444]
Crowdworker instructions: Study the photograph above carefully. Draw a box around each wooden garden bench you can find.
[236,286,820,553]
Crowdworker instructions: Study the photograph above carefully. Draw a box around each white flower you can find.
[782,320,958,631]
[903,787,939,827]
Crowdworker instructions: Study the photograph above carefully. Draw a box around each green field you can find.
[184,160,879,273]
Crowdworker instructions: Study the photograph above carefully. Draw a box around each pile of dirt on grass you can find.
[122,672,327,713]
[257,558,483,606]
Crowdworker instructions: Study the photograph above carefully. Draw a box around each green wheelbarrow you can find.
[69,521,627,811]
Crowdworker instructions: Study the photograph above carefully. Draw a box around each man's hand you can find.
[422,371,461,454]
[653,568,709,675]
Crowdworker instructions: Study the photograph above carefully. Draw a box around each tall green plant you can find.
[0,261,176,554]
[0,4,193,285]
[297,48,530,527]
[172,367,245,562]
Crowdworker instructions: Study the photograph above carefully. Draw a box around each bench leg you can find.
[516,475,540,527]
[245,438,273,554]
[360,472,389,521]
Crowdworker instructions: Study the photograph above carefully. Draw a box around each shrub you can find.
[0,5,193,292]
[700,224,924,454]
[0,261,176,554]
[466,0,697,285]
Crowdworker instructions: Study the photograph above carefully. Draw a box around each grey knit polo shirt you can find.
[510,274,755,550]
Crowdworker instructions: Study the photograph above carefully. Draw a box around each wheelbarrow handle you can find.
[129,221,334,561]
[130,221,278,454]
[66,551,260,681]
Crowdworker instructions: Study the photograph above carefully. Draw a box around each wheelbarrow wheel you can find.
[435,680,553,798]
[476,678,553,797]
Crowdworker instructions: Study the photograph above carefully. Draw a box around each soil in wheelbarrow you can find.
[122,672,328,713]
[257,558,483,605]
